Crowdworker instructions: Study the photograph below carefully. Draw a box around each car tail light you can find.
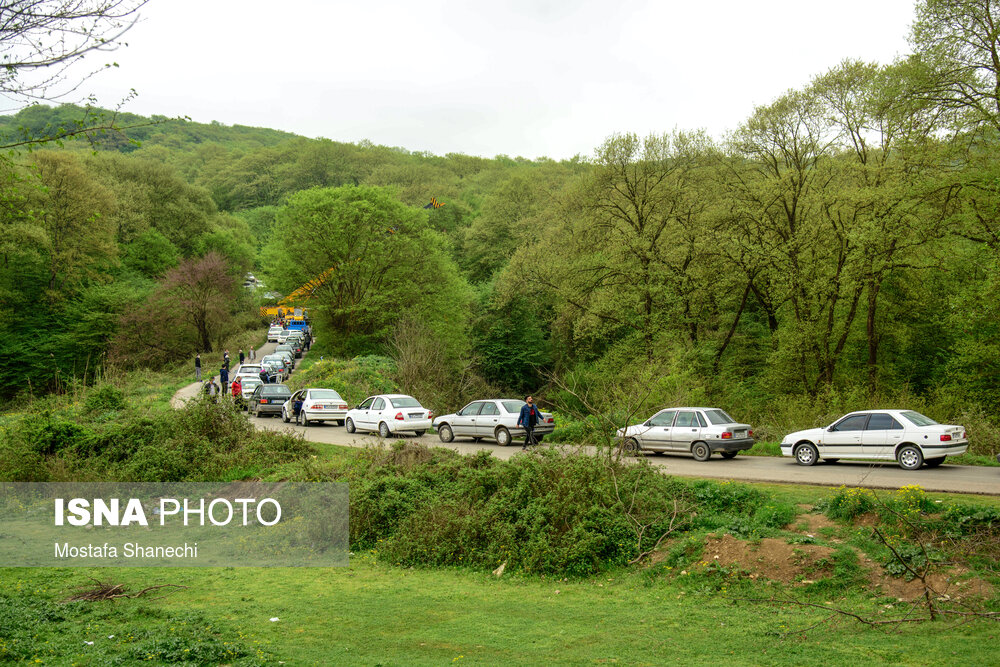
[427,411,434,419]
[339,404,347,409]
[940,434,952,442]
[260,399,268,404]
[547,417,554,423]
[721,432,732,439]
[748,430,753,437]
[395,412,404,421]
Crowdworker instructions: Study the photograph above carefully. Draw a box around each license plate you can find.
[408,412,423,419]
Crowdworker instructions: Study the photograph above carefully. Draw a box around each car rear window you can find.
[900,411,938,427]
[310,389,343,400]
[261,386,290,396]
[389,397,421,408]
[502,401,525,413]
[703,409,735,425]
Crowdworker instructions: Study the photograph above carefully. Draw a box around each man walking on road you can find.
[219,364,229,388]
[517,395,542,450]
[195,353,201,381]
[248,346,256,361]
[239,348,245,365]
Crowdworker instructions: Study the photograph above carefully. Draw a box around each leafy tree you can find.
[265,185,473,356]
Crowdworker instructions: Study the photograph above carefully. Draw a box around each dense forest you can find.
[2,1,1000,443]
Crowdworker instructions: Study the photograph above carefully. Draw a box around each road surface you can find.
[172,341,1000,496]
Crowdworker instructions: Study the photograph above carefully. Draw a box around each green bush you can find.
[287,355,398,405]
[84,383,127,413]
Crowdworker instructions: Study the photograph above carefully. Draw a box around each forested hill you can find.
[0,104,300,153]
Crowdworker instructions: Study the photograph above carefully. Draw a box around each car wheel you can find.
[282,408,290,424]
[414,430,426,436]
[691,441,711,462]
[254,406,261,418]
[495,427,511,446]
[336,420,345,426]
[301,412,309,427]
[720,451,738,460]
[794,443,819,466]
[897,445,924,471]
[438,424,454,443]
[924,456,945,468]
[534,434,544,443]
[379,421,390,439]
[622,437,641,456]
[345,418,356,433]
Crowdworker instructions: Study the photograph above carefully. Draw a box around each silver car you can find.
[433,399,555,446]
[616,407,754,461]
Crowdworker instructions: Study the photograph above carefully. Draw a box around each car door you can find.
[476,401,501,437]
[669,411,702,451]
[638,410,676,450]
[371,397,387,430]
[822,414,869,457]
[452,402,483,436]
[355,397,375,429]
[862,413,903,459]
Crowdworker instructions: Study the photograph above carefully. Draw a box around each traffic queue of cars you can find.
[244,328,971,470]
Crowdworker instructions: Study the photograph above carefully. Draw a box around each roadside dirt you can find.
[700,534,835,583]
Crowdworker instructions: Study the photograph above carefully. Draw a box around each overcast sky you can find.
[81,0,918,160]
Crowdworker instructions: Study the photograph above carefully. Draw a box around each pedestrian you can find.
[304,332,311,351]
[223,349,231,368]
[517,395,542,450]
[239,348,245,365]
[249,346,256,361]
[231,376,242,405]
[194,353,202,381]
[259,368,269,385]
[220,365,229,387]
[205,376,219,400]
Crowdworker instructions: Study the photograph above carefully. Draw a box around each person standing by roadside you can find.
[231,376,242,406]
[223,350,231,369]
[239,348,245,365]
[517,395,542,450]
[205,376,219,400]
[248,346,256,361]
[195,353,202,381]
[259,368,269,385]
[219,364,229,389]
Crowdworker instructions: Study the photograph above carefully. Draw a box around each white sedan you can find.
[345,394,433,438]
[780,410,968,470]
[282,388,349,426]
[267,325,283,342]
[616,407,754,460]
[433,399,555,446]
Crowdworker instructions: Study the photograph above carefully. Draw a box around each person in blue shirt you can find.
[517,395,542,450]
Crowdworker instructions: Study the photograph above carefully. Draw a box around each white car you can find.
[433,399,554,446]
[616,407,754,460]
[239,376,262,403]
[282,388,349,426]
[780,410,968,470]
[267,325,283,342]
[345,394,433,438]
[277,329,292,343]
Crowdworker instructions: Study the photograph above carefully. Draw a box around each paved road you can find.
[172,342,1000,496]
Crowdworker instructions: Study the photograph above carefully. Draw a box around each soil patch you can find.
[700,534,836,583]
[792,505,839,534]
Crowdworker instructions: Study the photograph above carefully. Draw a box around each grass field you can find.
[2,551,997,666]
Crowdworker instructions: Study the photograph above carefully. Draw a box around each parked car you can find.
[345,394,433,438]
[239,376,263,406]
[234,364,262,380]
[267,325,283,342]
[277,329,293,343]
[248,383,292,418]
[281,388,349,426]
[616,407,754,461]
[260,355,289,381]
[280,339,303,358]
[272,348,295,369]
[433,399,555,446]
[780,410,968,470]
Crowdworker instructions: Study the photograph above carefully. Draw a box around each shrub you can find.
[84,383,126,414]
[287,355,398,405]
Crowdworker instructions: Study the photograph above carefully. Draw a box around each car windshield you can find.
[703,409,736,425]
[900,411,938,427]
[389,397,421,408]
[502,400,526,413]
[310,390,343,400]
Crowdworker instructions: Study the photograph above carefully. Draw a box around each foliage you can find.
[286,355,399,406]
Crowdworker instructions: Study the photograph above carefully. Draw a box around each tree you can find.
[0,1,151,149]
[265,185,473,356]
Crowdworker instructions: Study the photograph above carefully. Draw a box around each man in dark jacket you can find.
[517,395,542,450]
[219,365,229,388]
[259,369,270,385]
[195,353,201,381]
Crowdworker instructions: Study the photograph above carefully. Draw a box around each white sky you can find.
[79,0,918,160]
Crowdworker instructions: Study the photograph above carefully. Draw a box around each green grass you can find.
[1,555,997,666]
